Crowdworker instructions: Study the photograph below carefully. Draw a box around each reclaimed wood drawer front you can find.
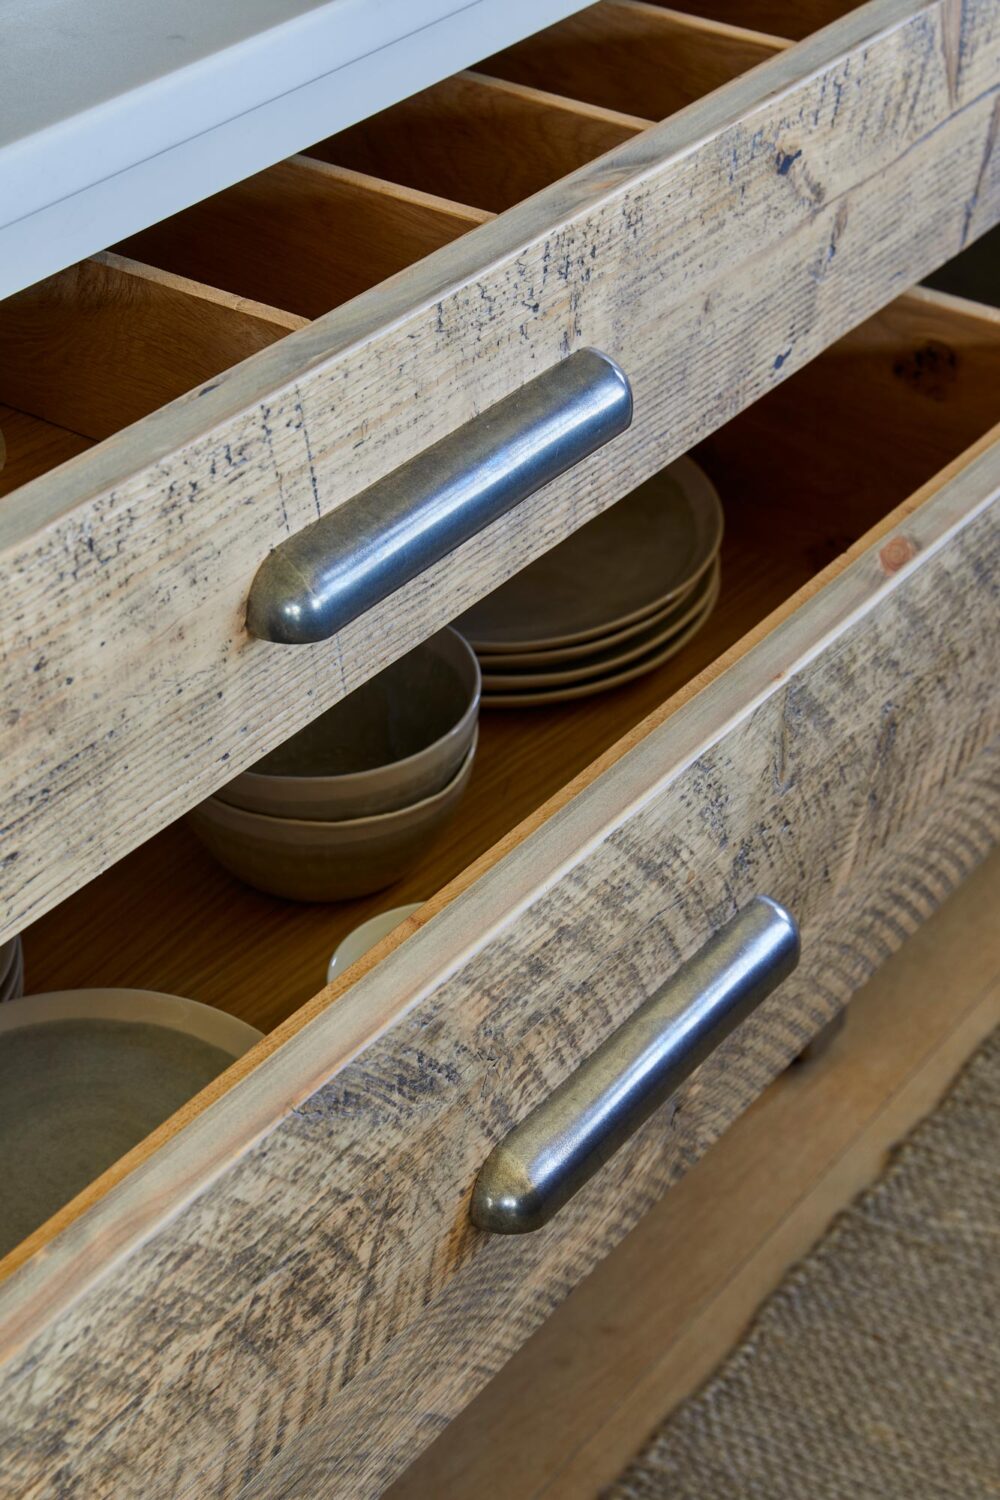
[0,0,997,943]
[0,288,997,1491]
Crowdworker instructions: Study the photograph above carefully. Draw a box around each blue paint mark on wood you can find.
[776,149,803,175]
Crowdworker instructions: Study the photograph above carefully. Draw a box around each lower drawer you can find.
[389,849,1000,1500]
[1,288,998,1497]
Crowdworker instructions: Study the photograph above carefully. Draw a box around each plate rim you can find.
[480,573,720,708]
[480,560,720,689]
[459,457,724,652]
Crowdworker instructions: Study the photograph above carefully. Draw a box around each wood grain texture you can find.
[0,253,305,440]
[483,1,789,119]
[0,0,996,946]
[0,436,996,1494]
[0,406,92,498]
[18,290,1000,1038]
[312,71,649,214]
[116,157,490,321]
[657,0,853,43]
[389,849,1000,1500]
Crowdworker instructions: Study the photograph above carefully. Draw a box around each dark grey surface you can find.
[0,1020,233,1255]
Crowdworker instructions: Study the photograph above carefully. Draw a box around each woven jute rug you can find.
[606,1026,1000,1500]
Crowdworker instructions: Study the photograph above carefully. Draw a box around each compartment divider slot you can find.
[308,70,650,215]
[481,1,790,120]
[0,405,93,501]
[0,252,306,441]
[651,0,849,44]
[115,157,492,322]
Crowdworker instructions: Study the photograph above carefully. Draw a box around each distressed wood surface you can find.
[0,428,996,1493]
[388,850,1000,1500]
[0,0,996,945]
[312,71,649,215]
[238,759,999,1500]
[115,157,489,322]
[483,1,789,119]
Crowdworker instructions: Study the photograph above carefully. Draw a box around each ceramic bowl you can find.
[0,935,19,994]
[217,628,480,822]
[0,938,24,1004]
[189,736,476,902]
[327,903,423,984]
[0,989,261,1256]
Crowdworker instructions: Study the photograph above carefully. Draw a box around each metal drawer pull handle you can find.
[247,348,633,644]
[471,897,800,1234]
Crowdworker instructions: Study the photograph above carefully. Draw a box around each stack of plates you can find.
[454,457,723,708]
[0,935,24,1003]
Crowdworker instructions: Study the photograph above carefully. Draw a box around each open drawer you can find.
[1,286,997,1495]
[0,0,997,944]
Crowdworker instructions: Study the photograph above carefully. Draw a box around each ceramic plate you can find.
[0,990,261,1256]
[481,579,718,708]
[481,561,719,690]
[327,903,423,984]
[472,565,710,668]
[455,457,723,651]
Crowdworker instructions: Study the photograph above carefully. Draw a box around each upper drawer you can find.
[1,287,997,1496]
[0,0,997,943]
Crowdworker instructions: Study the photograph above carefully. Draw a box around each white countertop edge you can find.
[0,0,586,301]
[0,0,474,227]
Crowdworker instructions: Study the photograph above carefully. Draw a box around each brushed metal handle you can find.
[471,897,800,1234]
[246,348,632,644]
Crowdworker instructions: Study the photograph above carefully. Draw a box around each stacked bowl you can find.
[0,935,24,1003]
[189,628,480,902]
[454,457,724,707]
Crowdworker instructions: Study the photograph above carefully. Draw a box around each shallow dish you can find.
[218,628,480,821]
[190,736,476,902]
[481,561,719,690]
[481,577,718,708]
[0,989,261,1256]
[455,457,723,651]
[327,903,424,984]
[472,571,706,668]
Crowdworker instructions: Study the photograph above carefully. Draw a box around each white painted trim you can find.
[0,0,587,300]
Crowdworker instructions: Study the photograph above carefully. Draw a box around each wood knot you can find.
[892,341,958,400]
[879,535,919,574]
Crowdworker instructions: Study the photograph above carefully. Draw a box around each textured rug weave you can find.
[606,1026,1000,1500]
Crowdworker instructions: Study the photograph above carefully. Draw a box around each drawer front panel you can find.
[0,447,996,1495]
[242,755,1000,1500]
[1,0,997,942]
